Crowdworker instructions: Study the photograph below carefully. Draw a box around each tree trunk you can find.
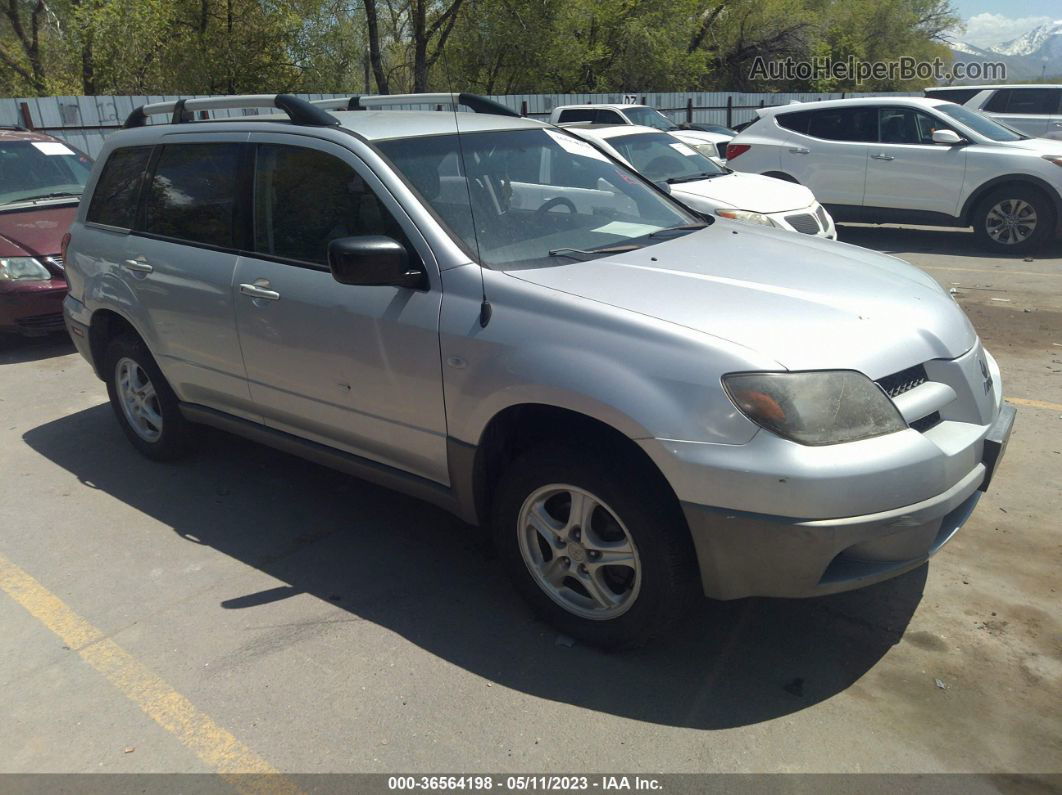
[364,0,389,94]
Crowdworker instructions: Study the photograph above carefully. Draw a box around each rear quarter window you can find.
[86,147,153,229]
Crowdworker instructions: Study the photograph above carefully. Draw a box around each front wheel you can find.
[973,186,1055,253]
[492,445,697,649]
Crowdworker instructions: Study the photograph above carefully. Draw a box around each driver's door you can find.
[232,134,448,484]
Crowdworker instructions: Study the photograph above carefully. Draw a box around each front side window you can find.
[253,144,407,266]
[878,108,950,144]
[86,146,151,229]
[377,128,700,269]
[623,107,679,131]
[141,143,240,248]
[608,132,726,183]
[0,139,92,207]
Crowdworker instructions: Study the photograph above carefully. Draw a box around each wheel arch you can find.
[87,308,144,380]
[960,174,1062,227]
[456,403,685,531]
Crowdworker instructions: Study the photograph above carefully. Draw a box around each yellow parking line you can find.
[1007,397,1062,412]
[0,551,301,795]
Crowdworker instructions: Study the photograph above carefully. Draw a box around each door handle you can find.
[788,147,809,154]
[871,153,895,161]
[1053,122,1062,127]
[239,282,281,301]
[123,258,153,273]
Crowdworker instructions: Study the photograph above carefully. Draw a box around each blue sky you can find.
[949,1,1060,47]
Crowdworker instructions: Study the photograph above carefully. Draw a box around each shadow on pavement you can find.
[0,332,74,365]
[23,404,926,730]
[837,223,1062,261]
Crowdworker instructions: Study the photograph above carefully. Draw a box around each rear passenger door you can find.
[777,107,875,207]
[122,135,254,418]
[232,135,448,484]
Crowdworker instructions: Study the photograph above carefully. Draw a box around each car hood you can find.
[508,222,976,376]
[0,204,76,258]
[990,136,1062,156]
[670,172,817,213]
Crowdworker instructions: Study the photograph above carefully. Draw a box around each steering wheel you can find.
[535,197,577,218]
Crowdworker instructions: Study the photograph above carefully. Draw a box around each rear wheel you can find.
[104,334,195,460]
[492,445,697,649]
[973,186,1054,253]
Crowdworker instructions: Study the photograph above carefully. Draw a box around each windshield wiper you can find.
[548,244,643,261]
[666,172,718,184]
[649,223,707,238]
[11,191,82,203]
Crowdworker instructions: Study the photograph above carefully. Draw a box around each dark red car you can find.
[0,126,92,335]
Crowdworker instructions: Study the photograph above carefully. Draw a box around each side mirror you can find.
[932,129,964,145]
[327,236,425,289]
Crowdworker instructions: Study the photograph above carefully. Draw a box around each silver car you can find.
[62,93,1015,649]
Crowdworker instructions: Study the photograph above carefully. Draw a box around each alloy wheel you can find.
[985,199,1037,246]
[115,357,163,442]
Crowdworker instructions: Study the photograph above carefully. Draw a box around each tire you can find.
[104,334,195,461]
[973,186,1055,254]
[492,444,698,649]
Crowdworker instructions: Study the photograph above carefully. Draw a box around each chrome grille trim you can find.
[877,364,927,398]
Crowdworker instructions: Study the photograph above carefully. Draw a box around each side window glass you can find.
[253,144,408,266]
[984,89,1011,113]
[141,143,240,247]
[557,109,596,123]
[86,147,153,229]
[595,110,625,124]
[1006,88,1054,114]
[808,108,876,142]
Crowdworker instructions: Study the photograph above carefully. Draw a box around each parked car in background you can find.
[567,124,835,238]
[925,85,1062,140]
[549,103,732,164]
[726,96,1062,253]
[1,125,91,335]
[64,93,1015,648]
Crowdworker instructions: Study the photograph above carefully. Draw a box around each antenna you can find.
[439,54,491,326]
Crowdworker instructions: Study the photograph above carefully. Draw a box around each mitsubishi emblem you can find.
[979,357,993,395]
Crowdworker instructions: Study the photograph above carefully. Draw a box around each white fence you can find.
[0,90,917,158]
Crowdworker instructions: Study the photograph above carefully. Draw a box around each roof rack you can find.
[312,92,519,118]
[123,94,338,129]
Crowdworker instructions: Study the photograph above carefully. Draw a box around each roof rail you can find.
[123,94,338,129]
[312,92,519,118]
[0,124,27,131]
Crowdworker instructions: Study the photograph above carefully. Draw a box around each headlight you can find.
[722,371,907,445]
[716,209,776,226]
[0,257,51,282]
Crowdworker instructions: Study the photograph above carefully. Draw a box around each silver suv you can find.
[63,93,1015,648]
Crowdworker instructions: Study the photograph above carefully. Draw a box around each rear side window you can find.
[776,110,812,134]
[807,108,876,142]
[557,109,597,123]
[983,89,1010,113]
[86,147,152,229]
[141,143,240,248]
[595,110,626,124]
[924,88,981,104]
[1005,88,1059,114]
[252,144,408,266]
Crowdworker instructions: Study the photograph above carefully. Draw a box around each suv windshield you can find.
[623,107,679,131]
[0,139,92,206]
[607,132,727,183]
[377,128,701,268]
[935,104,1027,142]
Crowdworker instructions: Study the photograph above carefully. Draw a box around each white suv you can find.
[726,96,1062,252]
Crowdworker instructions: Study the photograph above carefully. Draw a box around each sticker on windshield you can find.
[544,130,608,162]
[591,221,660,237]
[31,141,76,156]
[669,142,698,156]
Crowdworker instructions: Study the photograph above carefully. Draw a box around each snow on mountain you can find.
[993,19,1062,57]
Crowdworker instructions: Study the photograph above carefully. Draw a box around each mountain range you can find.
[947,19,1062,81]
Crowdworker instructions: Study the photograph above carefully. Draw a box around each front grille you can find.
[45,255,64,271]
[877,364,928,398]
[785,213,820,235]
[716,141,729,159]
[16,312,65,331]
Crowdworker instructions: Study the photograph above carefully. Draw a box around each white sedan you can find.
[566,124,836,239]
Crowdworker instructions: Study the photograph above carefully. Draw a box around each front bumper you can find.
[0,279,67,335]
[678,403,1015,600]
